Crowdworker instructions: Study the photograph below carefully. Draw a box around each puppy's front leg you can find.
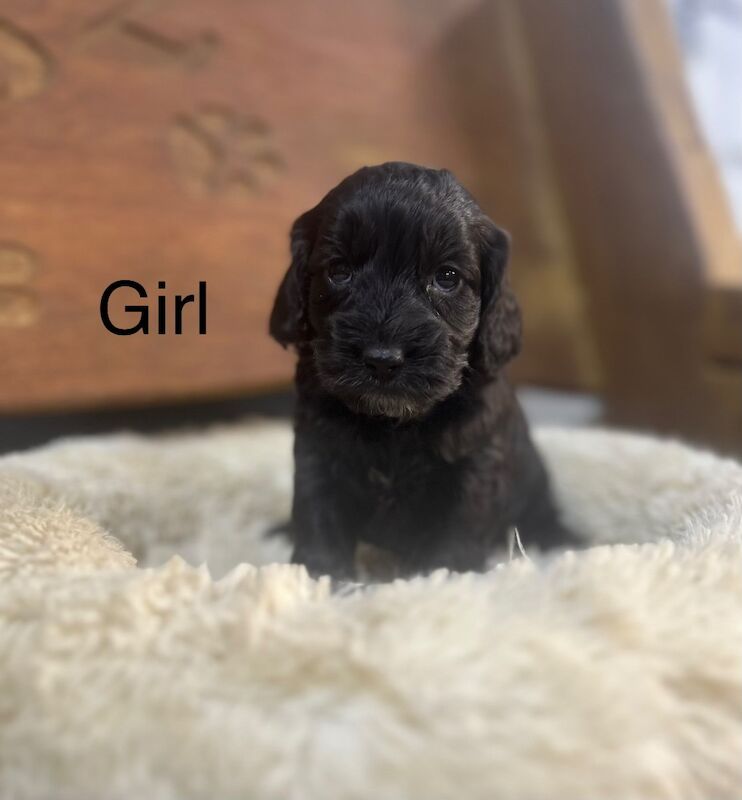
[402,521,494,576]
[290,488,357,580]
[407,540,489,576]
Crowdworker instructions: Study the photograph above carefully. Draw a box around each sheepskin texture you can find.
[0,419,741,800]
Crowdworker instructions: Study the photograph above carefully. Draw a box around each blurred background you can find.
[0,0,739,455]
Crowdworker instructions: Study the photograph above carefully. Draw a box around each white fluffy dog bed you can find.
[0,420,741,800]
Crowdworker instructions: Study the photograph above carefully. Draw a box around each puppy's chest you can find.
[347,442,454,543]
[360,443,439,498]
[363,459,413,509]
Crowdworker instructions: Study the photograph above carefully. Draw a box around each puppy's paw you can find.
[291,544,356,582]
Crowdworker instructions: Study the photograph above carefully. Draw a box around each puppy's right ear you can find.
[269,208,318,348]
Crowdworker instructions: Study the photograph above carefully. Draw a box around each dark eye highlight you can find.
[432,267,460,292]
[327,266,352,286]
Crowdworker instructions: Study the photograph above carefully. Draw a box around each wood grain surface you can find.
[0,0,596,413]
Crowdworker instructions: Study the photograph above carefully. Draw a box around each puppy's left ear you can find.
[269,208,317,348]
[470,221,522,377]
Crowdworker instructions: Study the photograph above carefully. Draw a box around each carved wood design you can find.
[0,19,52,100]
[78,0,219,69]
[0,243,39,327]
[169,106,285,197]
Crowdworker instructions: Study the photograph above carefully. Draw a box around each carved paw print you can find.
[78,0,219,70]
[0,243,39,327]
[0,19,53,101]
[168,105,285,198]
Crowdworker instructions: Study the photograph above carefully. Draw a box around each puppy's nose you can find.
[363,346,404,378]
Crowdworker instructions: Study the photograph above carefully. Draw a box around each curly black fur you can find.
[270,162,575,579]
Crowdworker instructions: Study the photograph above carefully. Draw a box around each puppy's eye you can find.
[327,266,352,286]
[432,268,460,292]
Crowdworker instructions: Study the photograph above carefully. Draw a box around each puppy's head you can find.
[270,162,521,419]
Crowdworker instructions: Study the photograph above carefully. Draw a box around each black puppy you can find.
[270,162,573,579]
